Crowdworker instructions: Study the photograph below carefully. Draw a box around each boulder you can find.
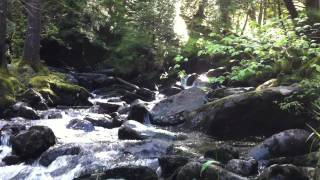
[151,87,207,126]
[118,120,184,140]
[66,119,95,132]
[158,155,191,178]
[84,114,118,129]
[11,126,56,159]
[266,152,319,167]
[248,129,314,160]
[127,102,152,124]
[186,86,306,137]
[39,144,82,166]
[204,144,239,163]
[95,102,122,114]
[7,102,40,120]
[226,158,258,176]
[20,88,48,110]
[257,164,309,180]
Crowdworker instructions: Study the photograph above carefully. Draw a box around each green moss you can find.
[29,73,88,97]
[0,70,22,110]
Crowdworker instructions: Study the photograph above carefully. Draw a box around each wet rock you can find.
[207,87,254,100]
[20,88,48,110]
[39,144,82,166]
[2,155,22,165]
[66,119,95,132]
[11,126,56,159]
[96,102,122,114]
[118,120,184,140]
[103,166,158,180]
[256,79,279,91]
[206,67,227,77]
[1,123,26,136]
[158,155,191,178]
[201,163,249,180]
[186,86,305,137]
[248,129,313,160]
[257,164,309,180]
[84,114,119,128]
[8,102,40,120]
[204,144,239,163]
[186,73,199,86]
[72,72,116,90]
[226,158,258,176]
[40,110,63,119]
[127,101,152,124]
[151,87,207,126]
[267,152,319,167]
[176,162,202,180]
[160,86,183,96]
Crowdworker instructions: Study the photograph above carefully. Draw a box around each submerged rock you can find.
[151,87,207,126]
[84,114,118,128]
[39,144,82,166]
[11,126,56,160]
[186,86,305,137]
[257,164,309,180]
[118,120,185,141]
[66,119,95,132]
[248,129,314,160]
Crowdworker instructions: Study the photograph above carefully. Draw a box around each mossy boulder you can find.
[185,85,307,138]
[0,71,21,114]
[29,73,92,107]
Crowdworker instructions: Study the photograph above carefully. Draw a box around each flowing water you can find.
[0,95,171,180]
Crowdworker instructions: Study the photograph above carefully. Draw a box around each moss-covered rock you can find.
[0,71,21,114]
[185,85,307,138]
[29,73,92,106]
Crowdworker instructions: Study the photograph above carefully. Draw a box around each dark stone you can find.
[9,102,40,120]
[257,164,309,180]
[176,162,202,180]
[249,129,314,160]
[2,155,22,165]
[20,88,48,110]
[204,145,239,163]
[158,155,190,178]
[186,86,306,138]
[39,144,82,166]
[266,152,319,167]
[103,166,158,180]
[96,102,121,114]
[1,123,26,137]
[11,126,56,160]
[226,158,258,176]
[186,73,199,86]
[66,119,95,132]
[127,102,151,124]
[159,86,183,96]
[84,115,117,129]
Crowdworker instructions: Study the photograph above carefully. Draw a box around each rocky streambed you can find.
[0,71,319,180]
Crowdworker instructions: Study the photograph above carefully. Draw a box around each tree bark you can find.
[0,0,7,69]
[23,0,41,70]
[283,0,298,19]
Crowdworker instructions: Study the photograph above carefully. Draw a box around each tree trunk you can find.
[283,0,298,19]
[0,0,7,70]
[306,0,320,23]
[23,0,41,70]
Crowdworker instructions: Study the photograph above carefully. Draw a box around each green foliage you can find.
[0,70,21,109]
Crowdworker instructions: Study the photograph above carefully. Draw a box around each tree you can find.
[23,0,41,70]
[283,0,298,19]
[0,0,7,69]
